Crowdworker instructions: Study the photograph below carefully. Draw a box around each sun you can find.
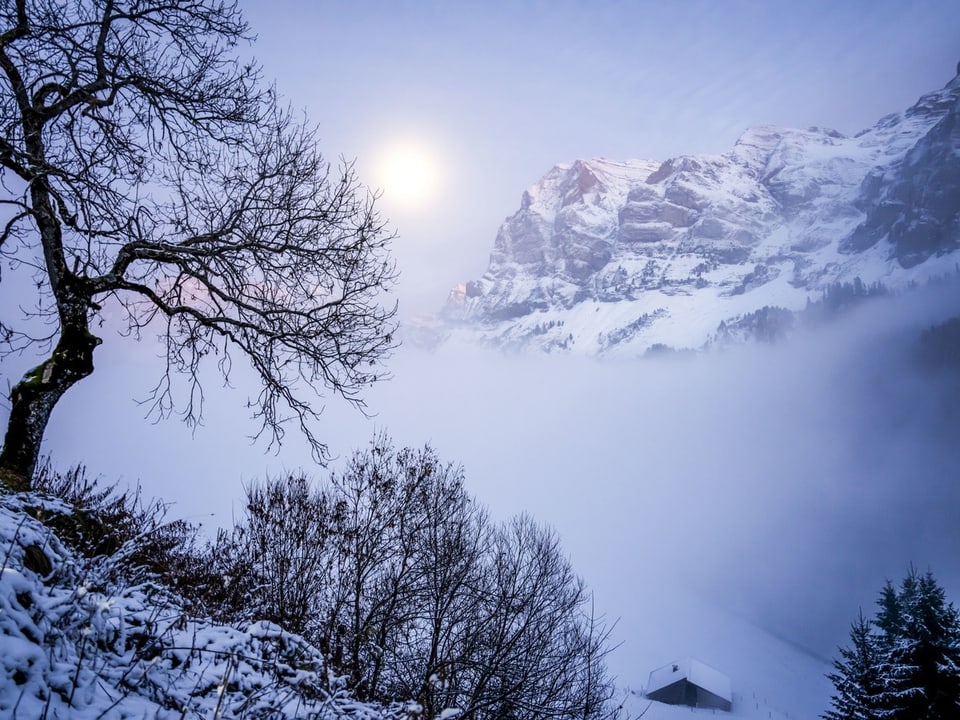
[374,140,440,210]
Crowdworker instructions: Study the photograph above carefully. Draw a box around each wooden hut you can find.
[645,657,732,712]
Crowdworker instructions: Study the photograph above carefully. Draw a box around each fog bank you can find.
[16,280,960,691]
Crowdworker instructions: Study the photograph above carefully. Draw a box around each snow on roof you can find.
[647,657,732,702]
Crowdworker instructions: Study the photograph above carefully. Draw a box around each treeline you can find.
[37,438,620,720]
[712,278,891,347]
[917,316,960,371]
[824,568,960,720]
[715,305,795,345]
[802,277,890,324]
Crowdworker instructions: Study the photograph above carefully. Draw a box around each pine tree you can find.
[875,580,904,642]
[828,569,960,720]
[914,572,960,719]
[824,611,883,720]
[876,571,960,720]
[873,578,910,719]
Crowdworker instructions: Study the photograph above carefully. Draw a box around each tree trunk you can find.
[0,322,100,490]
[0,104,102,490]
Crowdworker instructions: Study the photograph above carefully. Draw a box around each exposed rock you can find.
[845,90,960,267]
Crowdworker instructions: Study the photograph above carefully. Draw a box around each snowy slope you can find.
[612,587,831,720]
[0,493,399,719]
[425,75,960,355]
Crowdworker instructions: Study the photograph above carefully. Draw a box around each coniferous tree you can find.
[826,569,960,720]
[875,580,905,642]
[875,571,960,720]
[824,611,882,720]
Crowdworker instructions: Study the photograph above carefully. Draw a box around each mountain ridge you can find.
[421,73,960,355]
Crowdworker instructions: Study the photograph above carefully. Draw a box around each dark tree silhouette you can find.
[825,568,960,720]
[0,0,397,489]
[874,571,960,720]
[206,437,622,720]
[824,611,882,720]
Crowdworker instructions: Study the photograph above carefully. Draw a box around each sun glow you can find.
[374,140,441,210]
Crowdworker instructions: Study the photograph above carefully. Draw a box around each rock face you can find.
[844,90,960,266]
[431,75,960,355]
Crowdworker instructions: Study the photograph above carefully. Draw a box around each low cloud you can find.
[371,282,960,663]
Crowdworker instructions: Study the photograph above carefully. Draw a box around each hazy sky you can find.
[3,2,960,708]
[241,0,960,314]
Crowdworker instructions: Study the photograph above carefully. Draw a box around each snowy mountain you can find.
[427,74,960,355]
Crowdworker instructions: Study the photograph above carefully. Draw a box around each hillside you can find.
[0,491,401,719]
[615,586,831,720]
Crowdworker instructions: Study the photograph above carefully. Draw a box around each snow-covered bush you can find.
[0,491,404,718]
[31,464,211,597]
[0,446,621,719]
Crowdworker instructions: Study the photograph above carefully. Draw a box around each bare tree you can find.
[217,474,341,636]
[322,438,430,697]
[204,437,622,720]
[367,443,488,713]
[321,442,620,720]
[460,515,620,720]
[0,0,397,489]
